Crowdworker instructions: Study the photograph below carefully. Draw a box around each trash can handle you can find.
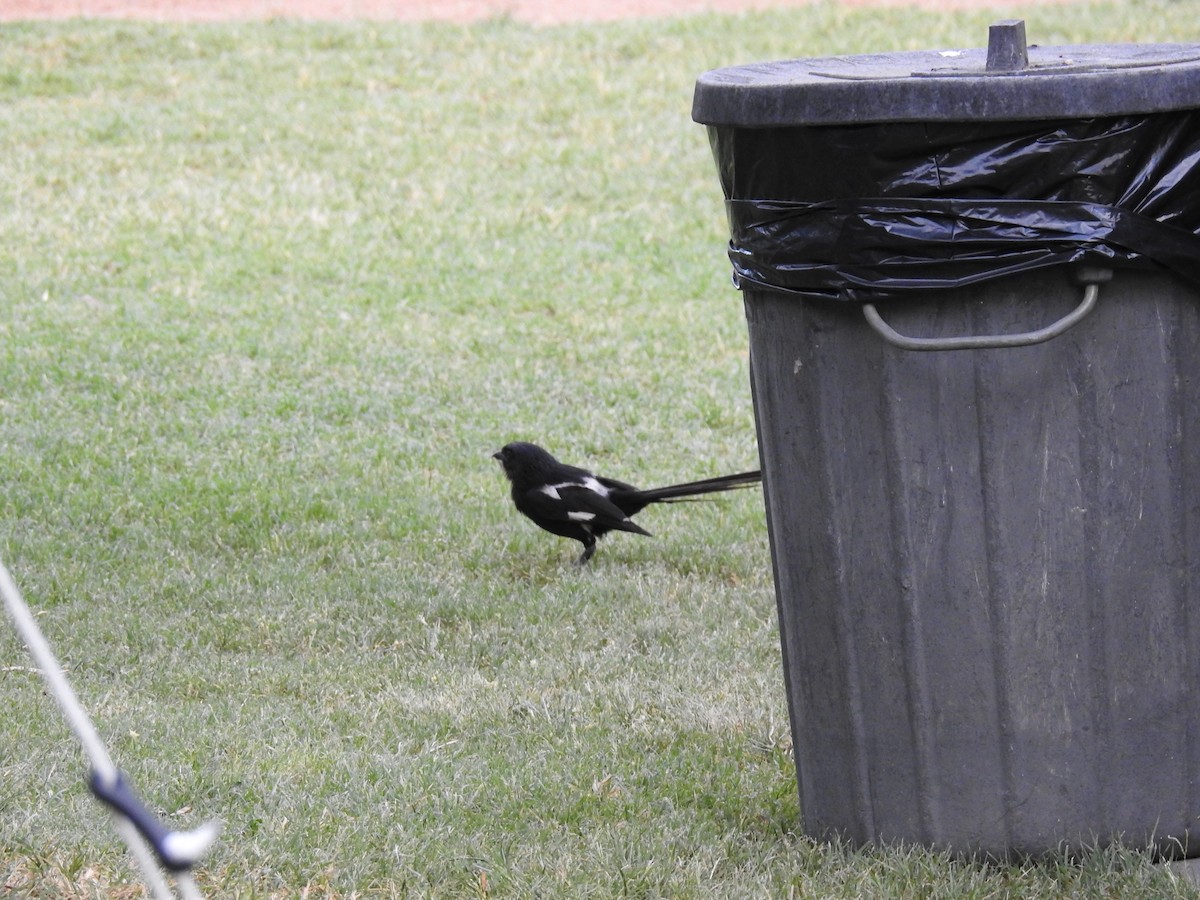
[862,270,1110,351]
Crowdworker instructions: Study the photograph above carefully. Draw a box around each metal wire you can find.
[0,560,209,900]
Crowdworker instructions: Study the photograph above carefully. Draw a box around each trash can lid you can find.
[692,20,1200,126]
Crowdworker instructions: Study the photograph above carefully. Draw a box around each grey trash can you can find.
[693,22,1200,860]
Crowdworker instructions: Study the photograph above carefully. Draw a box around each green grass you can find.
[3,1,1200,895]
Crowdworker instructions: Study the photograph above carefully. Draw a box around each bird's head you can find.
[492,441,557,483]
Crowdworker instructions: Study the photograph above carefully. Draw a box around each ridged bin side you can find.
[745,268,1200,859]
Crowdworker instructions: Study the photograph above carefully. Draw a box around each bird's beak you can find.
[491,450,502,461]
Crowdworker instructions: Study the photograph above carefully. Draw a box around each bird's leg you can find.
[576,540,597,566]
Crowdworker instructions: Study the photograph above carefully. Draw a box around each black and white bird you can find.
[492,441,761,564]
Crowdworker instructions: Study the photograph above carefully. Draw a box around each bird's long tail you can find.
[633,471,762,504]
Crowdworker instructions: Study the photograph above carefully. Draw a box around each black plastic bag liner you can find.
[694,32,1200,303]
[708,111,1200,302]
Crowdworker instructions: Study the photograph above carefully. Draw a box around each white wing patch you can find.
[581,476,609,496]
[568,511,596,522]
[542,478,610,499]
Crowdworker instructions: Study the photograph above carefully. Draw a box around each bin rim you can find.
[692,42,1200,127]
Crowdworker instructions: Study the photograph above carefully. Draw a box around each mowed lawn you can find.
[3,2,1200,895]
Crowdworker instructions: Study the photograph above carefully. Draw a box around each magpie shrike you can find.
[492,441,761,564]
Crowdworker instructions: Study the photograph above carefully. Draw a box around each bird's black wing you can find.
[518,482,651,536]
[594,475,640,494]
